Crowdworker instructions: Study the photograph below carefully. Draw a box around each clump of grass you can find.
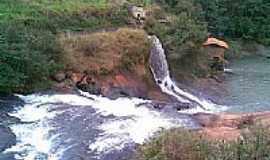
[59,28,150,75]
[135,125,270,160]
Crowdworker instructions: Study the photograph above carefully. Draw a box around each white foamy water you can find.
[79,91,188,155]
[4,35,227,160]
[224,68,233,73]
[5,92,193,160]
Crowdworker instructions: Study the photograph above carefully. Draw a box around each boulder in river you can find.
[0,126,16,152]
[76,76,102,95]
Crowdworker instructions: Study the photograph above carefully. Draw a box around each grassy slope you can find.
[58,28,150,74]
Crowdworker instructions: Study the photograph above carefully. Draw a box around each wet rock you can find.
[0,113,20,126]
[77,82,101,95]
[70,73,84,84]
[102,86,144,100]
[140,101,194,112]
[76,75,102,95]
[174,102,193,111]
[52,72,66,82]
[0,126,16,152]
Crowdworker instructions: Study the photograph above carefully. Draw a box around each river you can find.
[225,56,270,113]
[1,40,269,160]
[0,36,215,160]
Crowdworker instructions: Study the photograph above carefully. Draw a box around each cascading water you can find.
[2,91,197,160]
[1,35,226,160]
[149,36,225,113]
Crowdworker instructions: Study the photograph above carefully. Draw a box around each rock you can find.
[77,81,101,95]
[192,112,270,141]
[192,113,219,127]
[70,73,84,84]
[102,86,124,100]
[101,74,149,99]
[174,102,193,111]
[128,6,146,20]
[102,85,145,100]
[53,72,66,82]
[0,126,16,152]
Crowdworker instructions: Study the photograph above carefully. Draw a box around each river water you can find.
[1,39,269,160]
[225,56,270,113]
[0,90,201,160]
[0,36,220,160]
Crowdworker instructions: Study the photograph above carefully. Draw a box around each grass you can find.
[0,0,129,31]
[58,28,150,74]
[134,125,270,160]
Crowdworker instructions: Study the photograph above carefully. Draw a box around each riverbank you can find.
[193,111,270,141]
[134,112,270,160]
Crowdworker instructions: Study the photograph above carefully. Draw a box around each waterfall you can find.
[149,36,220,112]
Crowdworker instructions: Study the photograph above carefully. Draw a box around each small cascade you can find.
[149,36,220,112]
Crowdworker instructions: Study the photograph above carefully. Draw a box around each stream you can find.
[225,56,270,113]
[0,91,199,160]
[1,38,269,160]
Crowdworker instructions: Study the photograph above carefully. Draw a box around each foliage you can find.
[144,0,208,78]
[0,23,59,93]
[0,0,128,93]
[1,0,269,93]
[127,0,153,6]
[136,126,270,160]
[198,0,270,45]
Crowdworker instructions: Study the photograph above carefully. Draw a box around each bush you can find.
[136,126,270,160]
[0,23,60,93]
[198,0,270,45]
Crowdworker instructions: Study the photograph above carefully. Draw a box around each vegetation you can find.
[0,0,128,93]
[144,0,209,78]
[1,0,269,93]
[59,28,150,74]
[135,126,270,160]
[198,0,270,45]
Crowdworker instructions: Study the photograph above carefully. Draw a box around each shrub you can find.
[136,125,270,160]
[198,0,270,45]
[0,23,60,93]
